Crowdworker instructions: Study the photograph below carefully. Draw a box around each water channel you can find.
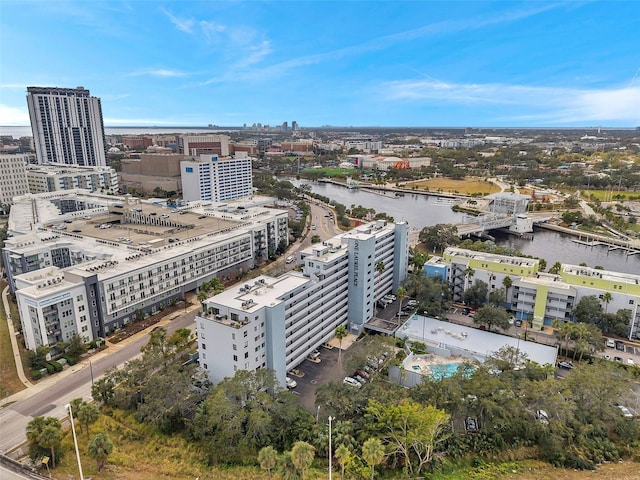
[288,179,640,275]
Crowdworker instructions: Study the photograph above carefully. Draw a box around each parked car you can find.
[307,350,320,361]
[285,376,297,389]
[353,374,367,384]
[343,376,362,388]
[536,409,550,424]
[558,361,574,369]
[615,340,625,351]
[614,356,624,362]
[286,256,294,264]
[617,405,633,418]
[627,358,635,365]
[354,369,370,380]
[606,338,616,348]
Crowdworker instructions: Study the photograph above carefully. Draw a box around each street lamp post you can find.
[66,403,84,480]
[328,416,333,480]
[89,360,94,386]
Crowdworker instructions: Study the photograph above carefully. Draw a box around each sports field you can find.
[409,178,501,195]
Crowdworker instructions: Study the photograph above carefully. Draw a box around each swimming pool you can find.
[429,363,462,379]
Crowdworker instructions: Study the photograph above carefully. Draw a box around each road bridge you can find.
[454,213,553,238]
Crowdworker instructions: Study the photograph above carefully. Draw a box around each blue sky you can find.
[1,1,639,128]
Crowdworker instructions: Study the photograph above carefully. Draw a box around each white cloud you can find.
[381,79,640,124]
[0,104,30,125]
[161,7,195,33]
[127,69,188,78]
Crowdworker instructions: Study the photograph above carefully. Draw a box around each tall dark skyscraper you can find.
[26,86,107,166]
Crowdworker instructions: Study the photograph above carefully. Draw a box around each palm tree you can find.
[290,441,315,480]
[77,402,99,436]
[553,319,574,357]
[396,286,407,318]
[277,452,298,480]
[463,266,475,293]
[39,425,61,468]
[258,446,278,479]
[88,432,113,471]
[549,261,562,275]
[362,438,385,480]
[335,325,348,367]
[502,276,513,306]
[602,292,612,313]
[538,258,547,271]
[335,444,353,480]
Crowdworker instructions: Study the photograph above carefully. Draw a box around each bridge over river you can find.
[454,212,554,238]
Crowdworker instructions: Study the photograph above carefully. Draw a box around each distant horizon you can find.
[1,1,639,128]
[2,124,638,131]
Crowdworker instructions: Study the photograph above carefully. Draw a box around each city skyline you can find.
[1,1,639,128]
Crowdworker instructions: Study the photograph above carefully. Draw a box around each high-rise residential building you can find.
[180,154,253,202]
[26,86,107,166]
[196,220,409,386]
[0,154,30,211]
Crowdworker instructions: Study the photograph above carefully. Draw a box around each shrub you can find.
[31,369,43,380]
[45,363,55,374]
[63,355,77,365]
[50,361,63,372]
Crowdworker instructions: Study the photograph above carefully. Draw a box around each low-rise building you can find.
[27,163,118,194]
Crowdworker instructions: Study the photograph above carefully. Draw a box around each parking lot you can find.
[288,345,346,411]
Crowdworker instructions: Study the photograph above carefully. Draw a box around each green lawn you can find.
[0,281,25,398]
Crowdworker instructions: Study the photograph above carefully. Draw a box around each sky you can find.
[1,1,639,128]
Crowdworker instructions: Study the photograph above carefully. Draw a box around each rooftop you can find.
[398,315,557,366]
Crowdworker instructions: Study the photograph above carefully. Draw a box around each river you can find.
[289,179,640,275]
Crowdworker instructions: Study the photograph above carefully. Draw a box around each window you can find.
[233,355,238,361]
[232,344,237,351]
[202,343,206,350]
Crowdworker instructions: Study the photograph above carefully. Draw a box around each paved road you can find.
[0,309,198,454]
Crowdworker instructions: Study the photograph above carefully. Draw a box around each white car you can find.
[617,405,633,418]
[285,376,297,389]
[343,376,361,388]
[627,358,635,366]
[286,256,294,264]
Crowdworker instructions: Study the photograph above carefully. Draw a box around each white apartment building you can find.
[27,86,107,166]
[0,154,30,210]
[15,267,93,349]
[196,220,409,387]
[27,163,118,194]
[181,154,253,202]
[4,191,289,351]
